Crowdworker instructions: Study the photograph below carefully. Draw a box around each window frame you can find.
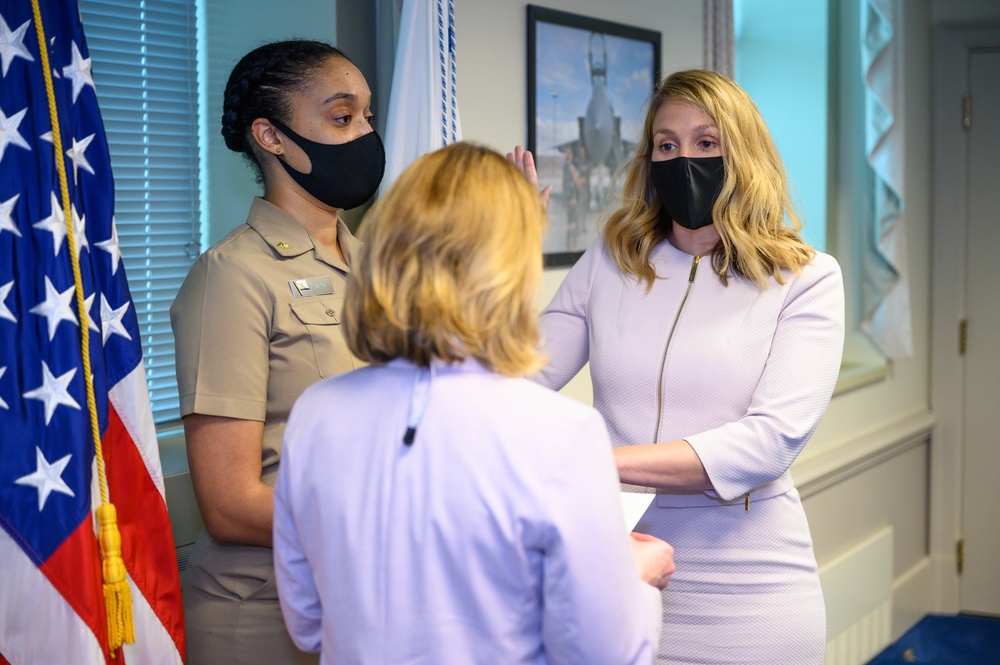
[79,0,202,427]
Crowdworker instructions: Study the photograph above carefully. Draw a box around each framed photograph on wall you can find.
[527,5,661,267]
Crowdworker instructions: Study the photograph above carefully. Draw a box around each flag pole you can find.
[29,0,135,655]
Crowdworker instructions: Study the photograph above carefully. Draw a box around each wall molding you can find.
[793,409,935,499]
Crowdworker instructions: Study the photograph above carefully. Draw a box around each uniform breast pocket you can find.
[288,296,356,378]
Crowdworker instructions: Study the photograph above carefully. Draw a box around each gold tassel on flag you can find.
[99,504,136,651]
[31,0,136,655]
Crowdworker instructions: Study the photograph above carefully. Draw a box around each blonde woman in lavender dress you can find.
[527,69,844,664]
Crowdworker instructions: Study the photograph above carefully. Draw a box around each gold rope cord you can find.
[29,0,135,655]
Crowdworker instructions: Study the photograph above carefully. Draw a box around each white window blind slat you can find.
[80,0,200,425]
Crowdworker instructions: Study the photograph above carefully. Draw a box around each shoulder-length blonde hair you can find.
[343,142,547,377]
[603,69,814,289]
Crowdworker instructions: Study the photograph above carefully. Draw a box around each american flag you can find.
[0,0,185,662]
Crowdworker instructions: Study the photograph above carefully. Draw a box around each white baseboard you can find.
[891,557,934,642]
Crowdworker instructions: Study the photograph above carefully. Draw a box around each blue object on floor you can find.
[866,613,1000,664]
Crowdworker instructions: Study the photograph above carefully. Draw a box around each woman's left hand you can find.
[507,145,552,208]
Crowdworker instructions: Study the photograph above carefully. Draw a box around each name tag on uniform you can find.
[288,276,334,298]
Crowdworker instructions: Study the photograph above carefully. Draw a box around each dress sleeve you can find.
[273,401,323,653]
[539,408,661,665]
[170,246,271,420]
[535,241,603,391]
[686,253,846,501]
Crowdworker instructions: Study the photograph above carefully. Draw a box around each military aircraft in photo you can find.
[555,32,635,176]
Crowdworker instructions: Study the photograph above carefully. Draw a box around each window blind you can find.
[79,0,200,425]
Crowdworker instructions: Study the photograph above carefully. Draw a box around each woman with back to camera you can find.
[170,39,383,664]
[272,142,675,664]
[528,69,845,663]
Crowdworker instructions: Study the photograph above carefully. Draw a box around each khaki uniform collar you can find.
[245,196,360,273]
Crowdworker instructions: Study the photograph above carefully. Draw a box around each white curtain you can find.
[380,0,462,193]
[861,0,912,359]
[704,0,735,77]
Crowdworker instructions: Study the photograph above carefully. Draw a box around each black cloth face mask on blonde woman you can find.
[650,156,725,230]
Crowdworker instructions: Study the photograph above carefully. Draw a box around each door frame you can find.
[930,22,1000,613]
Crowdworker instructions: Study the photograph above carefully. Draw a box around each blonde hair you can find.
[602,69,814,289]
[344,142,547,377]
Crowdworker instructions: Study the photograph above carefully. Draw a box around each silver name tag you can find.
[288,276,334,298]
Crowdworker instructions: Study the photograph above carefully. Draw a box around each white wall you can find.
[456,1,704,152]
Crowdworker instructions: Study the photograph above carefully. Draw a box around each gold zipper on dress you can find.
[649,254,751,513]
[652,255,700,442]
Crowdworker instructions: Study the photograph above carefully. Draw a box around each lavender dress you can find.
[537,238,845,664]
[274,359,663,664]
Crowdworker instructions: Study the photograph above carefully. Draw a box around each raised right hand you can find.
[506,145,552,208]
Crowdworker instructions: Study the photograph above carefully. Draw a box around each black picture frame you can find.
[527,5,661,267]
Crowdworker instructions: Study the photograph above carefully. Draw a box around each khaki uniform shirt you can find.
[171,196,362,486]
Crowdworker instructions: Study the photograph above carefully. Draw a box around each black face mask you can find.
[270,119,385,210]
[650,156,725,230]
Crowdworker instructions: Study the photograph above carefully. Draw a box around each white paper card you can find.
[620,491,655,531]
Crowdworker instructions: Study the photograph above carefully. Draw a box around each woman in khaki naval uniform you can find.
[170,40,384,665]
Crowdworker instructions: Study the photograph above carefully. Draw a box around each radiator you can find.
[819,526,894,665]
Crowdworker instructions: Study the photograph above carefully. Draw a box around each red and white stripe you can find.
[0,364,184,664]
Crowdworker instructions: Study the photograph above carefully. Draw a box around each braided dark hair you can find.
[221,40,350,180]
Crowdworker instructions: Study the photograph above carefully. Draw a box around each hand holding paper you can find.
[629,532,675,589]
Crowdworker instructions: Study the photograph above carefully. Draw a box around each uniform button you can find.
[325,309,336,317]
